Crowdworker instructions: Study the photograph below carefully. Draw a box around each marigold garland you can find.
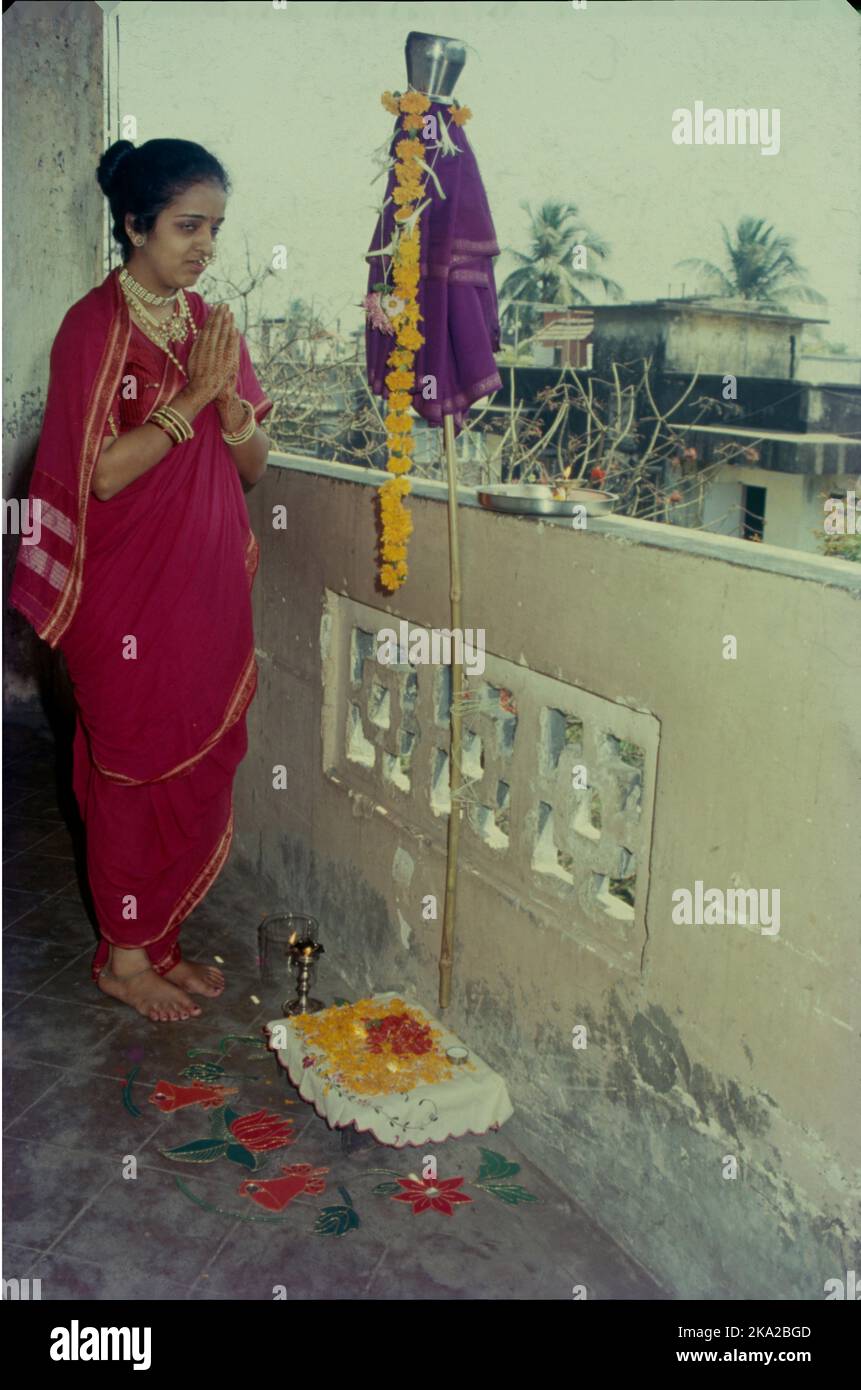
[373,92,473,591]
[375,91,427,591]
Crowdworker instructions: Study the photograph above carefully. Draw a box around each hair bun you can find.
[96,140,136,196]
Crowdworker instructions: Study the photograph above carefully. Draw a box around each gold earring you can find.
[134,236,145,246]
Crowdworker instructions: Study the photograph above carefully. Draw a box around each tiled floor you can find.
[3,717,665,1300]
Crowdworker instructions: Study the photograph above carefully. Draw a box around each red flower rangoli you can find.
[391,1175,473,1216]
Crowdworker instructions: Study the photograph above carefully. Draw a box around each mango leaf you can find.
[314,1205,361,1237]
[372,1181,402,1196]
[477,1148,521,1183]
[225,1143,261,1171]
[481,1183,538,1206]
[333,998,351,1006]
[159,1138,228,1164]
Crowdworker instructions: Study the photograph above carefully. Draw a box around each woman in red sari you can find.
[9,139,272,1023]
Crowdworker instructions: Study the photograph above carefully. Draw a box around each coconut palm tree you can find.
[676,217,825,309]
[499,200,624,342]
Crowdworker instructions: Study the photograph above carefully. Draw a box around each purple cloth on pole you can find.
[365,100,503,437]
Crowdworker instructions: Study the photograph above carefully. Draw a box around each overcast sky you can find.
[113,0,860,348]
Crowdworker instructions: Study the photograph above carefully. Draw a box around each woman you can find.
[9,138,273,1024]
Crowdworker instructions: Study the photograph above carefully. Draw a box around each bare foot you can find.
[164,959,225,998]
[98,967,201,1023]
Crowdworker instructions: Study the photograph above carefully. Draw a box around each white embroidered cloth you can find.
[264,992,513,1149]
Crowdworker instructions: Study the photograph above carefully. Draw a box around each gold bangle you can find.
[159,404,194,442]
[221,398,256,446]
[150,417,180,446]
[150,405,189,444]
[150,405,182,439]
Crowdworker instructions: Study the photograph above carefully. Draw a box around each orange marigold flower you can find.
[387,455,413,476]
[450,105,472,126]
[393,268,420,292]
[392,185,422,207]
[402,113,424,132]
[395,159,424,184]
[386,370,415,391]
[395,138,424,161]
[399,91,431,115]
[397,231,420,258]
[397,325,424,352]
[382,549,409,568]
[381,91,401,114]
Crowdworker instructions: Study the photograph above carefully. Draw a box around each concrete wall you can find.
[593,308,801,379]
[799,356,861,388]
[702,465,835,553]
[234,455,860,1299]
[2,0,104,715]
[666,310,796,378]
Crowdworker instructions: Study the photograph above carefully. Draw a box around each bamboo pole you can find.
[438,411,463,1010]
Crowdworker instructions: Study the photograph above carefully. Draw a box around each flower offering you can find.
[290,996,464,1096]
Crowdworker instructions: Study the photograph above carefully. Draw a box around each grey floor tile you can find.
[3,893,97,948]
[27,1250,192,1301]
[3,888,48,927]
[1,1244,44,1285]
[4,788,66,822]
[3,1139,116,1250]
[58,879,93,900]
[2,1058,67,1127]
[3,1072,166,1158]
[30,825,77,859]
[2,854,80,895]
[184,1284,239,1300]
[50,1168,243,1286]
[200,1209,388,1299]
[80,994,275,1082]
[3,817,62,860]
[2,935,91,995]
[3,994,123,1063]
[33,952,131,1012]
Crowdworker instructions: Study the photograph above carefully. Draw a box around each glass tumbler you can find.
[258,912,319,991]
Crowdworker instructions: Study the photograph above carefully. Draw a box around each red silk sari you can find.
[9,266,272,980]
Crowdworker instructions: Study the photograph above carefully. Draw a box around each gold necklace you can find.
[119,265,178,306]
[120,279,197,376]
